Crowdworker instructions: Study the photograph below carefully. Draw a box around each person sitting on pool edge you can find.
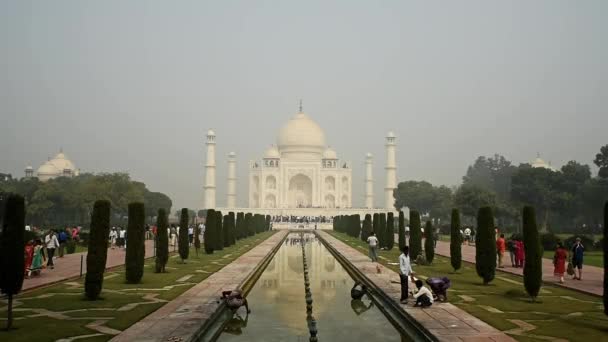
[412,280,434,308]
[221,289,251,313]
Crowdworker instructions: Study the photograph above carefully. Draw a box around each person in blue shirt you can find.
[57,229,68,257]
[571,237,585,280]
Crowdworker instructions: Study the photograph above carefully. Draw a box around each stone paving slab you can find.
[110,231,288,342]
[319,231,516,342]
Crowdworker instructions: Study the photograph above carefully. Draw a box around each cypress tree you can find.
[450,209,462,272]
[475,206,496,285]
[265,215,271,231]
[125,202,145,284]
[245,213,254,236]
[215,211,224,250]
[380,213,387,248]
[178,208,189,262]
[386,212,395,250]
[85,200,111,300]
[361,214,372,242]
[0,194,25,330]
[351,214,361,238]
[523,206,542,301]
[236,212,244,240]
[372,213,379,238]
[204,209,215,254]
[398,211,406,251]
[223,214,230,247]
[424,221,435,264]
[228,212,236,245]
[409,210,422,260]
[603,201,607,316]
[155,209,169,272]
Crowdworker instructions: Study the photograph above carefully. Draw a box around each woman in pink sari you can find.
[515,239,525,268]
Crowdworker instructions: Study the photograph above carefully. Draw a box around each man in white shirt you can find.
[464,227,471,245]
[413,279,434,307]
[44,230,60,269]
[366,232,379,262]
[399,246,415,304]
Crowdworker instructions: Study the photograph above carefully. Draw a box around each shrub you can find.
[125,202,145,284]
[215,211,224,250]
[540,232,560,251]
[178,208,189,262]
[361,214,372,242]
[84,200,111,300]
[386,212,394,250]
[409,210,422,259]
[398,211,406,251]
[66,240,77,254]
[204,209,215,254]
[523,206,542,300]
[475,206,496,285]
[0,194,26,330]
[155,209,169,272]
[424,221,435,264]
[450,209,462,271]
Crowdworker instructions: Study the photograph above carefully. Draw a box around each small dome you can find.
[264,145,280,159]
[207,129,216,136]
[277,112,326,156]
[37,161,60,176]
[531,156,556,171]
[228,152,236,157]
[365,153,372,158]
[387,131,396,138]
[25,166,33,170]
[323,147,337,159]
[48,152,76,173]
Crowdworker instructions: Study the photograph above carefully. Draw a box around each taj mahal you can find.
[203,104,398,218]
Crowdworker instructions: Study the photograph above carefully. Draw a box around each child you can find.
[412,280,434,308]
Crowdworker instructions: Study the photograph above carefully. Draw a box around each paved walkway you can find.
[111,231,288,342]
[321,232,515,342]
[23,240,156,291]
[433,240,603,297]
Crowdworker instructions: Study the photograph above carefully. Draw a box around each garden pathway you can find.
[433,240,603,297]
[23,240,156,292]
[321,231,515,342]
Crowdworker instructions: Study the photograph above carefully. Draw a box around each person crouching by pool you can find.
[412,280,434,308]
[221,289,251,314]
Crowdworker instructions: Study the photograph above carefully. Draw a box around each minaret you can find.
[385,131,397,209]
[227,152,237,208]
[365,153,373,208]
[203,129,216,209]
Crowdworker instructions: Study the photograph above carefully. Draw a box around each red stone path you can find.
[433,240,603,297]
[22,240,156,292]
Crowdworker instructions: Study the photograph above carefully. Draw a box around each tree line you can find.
[393,145,608,233]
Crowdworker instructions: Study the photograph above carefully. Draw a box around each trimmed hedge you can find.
[424,221,434,264]
[0,194,25,330]
[85,200,111,300]
[155,209,169,272]
[125,202,145,284]
[523,206,542,300]
[204,209,215,254]
[450,209,462,271]
[178,208,189,262]
[215,210,223,251]
[409,210,422,259]
[475,206,496,285]
[386,212,394,250]
[361,214,372,242]
[398,211,406,251]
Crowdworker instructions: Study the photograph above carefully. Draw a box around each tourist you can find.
[426,277,451,302]
[30,240,44,276]
[507,236,516,267]
[496,234,506,268]
[470,228,476,245]
[57,229,68,257]
[221,289,250,313]
[464,227,471,245]
[553,242,568,283]
[119,227,126,249]
[109,228,118,249]
[433,228,440,248]
[571,237,584,280]
[24,241,34,278]
[399,246,414,304]
[515,238,525,268]
[366,232,379,262]
[188,225,194,246]
[350,282,367,300]
[71,226,80,242]
[44,229,59,269]
[412,279,434,308]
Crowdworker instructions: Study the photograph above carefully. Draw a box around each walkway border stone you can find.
[110,231,288,342]
[319,231,516,342]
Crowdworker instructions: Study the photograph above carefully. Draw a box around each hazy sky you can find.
[1,1,606,211]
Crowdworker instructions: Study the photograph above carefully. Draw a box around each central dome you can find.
[277,112,326,158]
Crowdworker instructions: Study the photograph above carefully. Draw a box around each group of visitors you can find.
[23,228,66,278]
[109,227,127,249]
[553,238,585,283]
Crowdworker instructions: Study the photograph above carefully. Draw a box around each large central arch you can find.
[288,174,313,208]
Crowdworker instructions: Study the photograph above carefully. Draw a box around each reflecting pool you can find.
[217,233,406,342]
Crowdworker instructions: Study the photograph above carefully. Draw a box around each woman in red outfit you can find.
[515,239,525,268]
[553,242,568,283]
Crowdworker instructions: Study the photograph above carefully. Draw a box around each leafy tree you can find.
[155,209,169,272]
[511,166,560,231]
[361,214,372,242]
[594,144,608,179]
[85,200,111,300]
[125,202,145,284]
[398,211,406,250]
[454,184,496,219]
[204,209,215,254]
[386,212,394,250]
[463,154,517,199]
[450,209,462,271]
[475,207,496,285]
[0,194,25,330]
[409,210,422,259]
[424,221,434,263]
[178,208,189,262]
[215,211,224,250]
[523,206,542,300]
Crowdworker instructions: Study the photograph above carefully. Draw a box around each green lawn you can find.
[542,250,603,268]
[328,231,608,342]
[0,231,275,342]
